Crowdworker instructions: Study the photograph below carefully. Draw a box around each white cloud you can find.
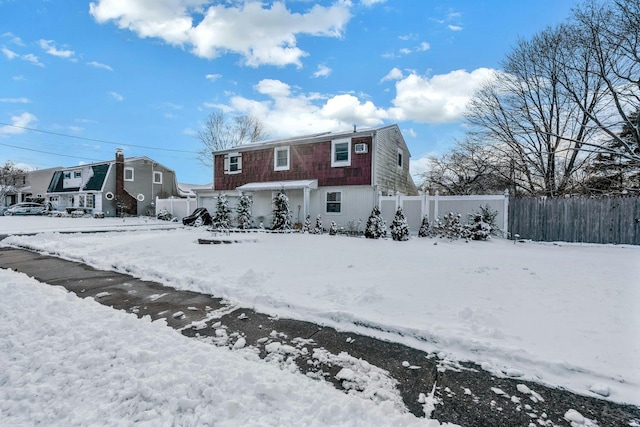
[417,42,430,51]
[312,64,332,78]
[22,53,44,67]
[109,91,124,101]
[389,68,496,123]
[380,67,403,82]
[87,61,113,71]
[448,25,463,31]
[90,0,351,67]
[12,75,25,81]
[205,73,221,82]
[39,39,75,58]
[0,112,37,136]
[1,32,24,46]
[320,94,388,126]
[360,0,386,6]
[409,154,435,179]
[1,46,19,60]
[0,97,30,103]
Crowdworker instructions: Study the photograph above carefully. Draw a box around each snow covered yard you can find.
[1,216,639,418]
[0,268,436,426]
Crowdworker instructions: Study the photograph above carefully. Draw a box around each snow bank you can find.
[0,269,453,426]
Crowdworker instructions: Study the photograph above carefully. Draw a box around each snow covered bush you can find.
[365,206,387,239]
[433,212,467,240]
[236,193,253,230]
[390,207,410,241]
[271,191,292,231]
[418,215,431,237]
[212,193,232,229]
[465,204,499,240]
[313,214,323,234]
[329,221,338,235]
[301,214,311,233]
[156,208,172,221]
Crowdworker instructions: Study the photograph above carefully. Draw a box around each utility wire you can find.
[0,141,105,162]
[0,122,199,154]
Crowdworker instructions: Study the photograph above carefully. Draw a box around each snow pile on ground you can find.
[1,219,639,407]
[0,215,180,235]
[0,269,454,426]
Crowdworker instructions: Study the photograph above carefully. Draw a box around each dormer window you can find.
[331,138,351,167]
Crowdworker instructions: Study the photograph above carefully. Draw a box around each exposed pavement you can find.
[1,246,638,426]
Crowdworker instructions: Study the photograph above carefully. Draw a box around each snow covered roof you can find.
[236,179,318,192]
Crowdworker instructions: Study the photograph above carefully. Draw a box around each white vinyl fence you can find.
[155,197,197,220]
[379,191,510,236]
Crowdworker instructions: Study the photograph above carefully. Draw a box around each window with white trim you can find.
[74,170,82,179]
[224,153,242,174]
[397,148,404,168]
[124,167,134,181]
[331,139,351,167]
[153,171,163,184]
[274,146,290,171]
[326,191,342,214]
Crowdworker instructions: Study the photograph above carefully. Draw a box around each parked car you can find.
[182,208,212,226]
[3,202,48,216]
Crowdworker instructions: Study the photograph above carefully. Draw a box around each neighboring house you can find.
[46,149,180,216]
[205,124,417,228]
[1,167,62,208]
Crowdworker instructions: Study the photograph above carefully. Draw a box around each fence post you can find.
[434,191,439,220]
[503,189,509,238]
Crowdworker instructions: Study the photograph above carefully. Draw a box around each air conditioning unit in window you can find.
[354,143,368,154]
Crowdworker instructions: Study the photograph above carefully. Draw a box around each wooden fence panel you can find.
[509,197,640,245]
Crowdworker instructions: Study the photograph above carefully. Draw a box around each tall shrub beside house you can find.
[390,207,410,241]
[365,206,387,239]
[272,190,292,230]
[236,193,252,229]
[213,193,232,229]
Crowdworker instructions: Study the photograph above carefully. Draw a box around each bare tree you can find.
[0,161,26,206]
[559,0,640,164]
[466,26,600,197]
[419,140,510,195]
[197,111,267,167]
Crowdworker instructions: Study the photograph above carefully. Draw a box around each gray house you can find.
[46,149,180,216]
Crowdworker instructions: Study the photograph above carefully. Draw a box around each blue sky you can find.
[0,0,578,184]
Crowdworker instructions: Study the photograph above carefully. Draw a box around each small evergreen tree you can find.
[212,193,232,229]
[329,221,338,235]
[271,190,292,230]
[364,206,387,239]
[418,215,431,237]
[313,214,323,234]
[236,193,253,229]
[301,214,311,233]
[390,207,410,241]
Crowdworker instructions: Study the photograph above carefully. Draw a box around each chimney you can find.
[115,148,124,200]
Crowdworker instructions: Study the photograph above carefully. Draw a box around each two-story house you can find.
[208,124,417,228]
[46,149,180,216]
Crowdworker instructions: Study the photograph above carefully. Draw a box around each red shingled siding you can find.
[214,137,372,191]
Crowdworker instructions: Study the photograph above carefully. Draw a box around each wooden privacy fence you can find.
[509,197,640,245]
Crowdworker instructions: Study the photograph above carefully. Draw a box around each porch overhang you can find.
[236,179,318,192]
[236,179,318,225]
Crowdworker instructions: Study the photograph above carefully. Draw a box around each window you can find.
[74,171,82,179]
[274,146,290,171]
[397,148,404,168]
[153,171,163,184]
[63,172,71,179]
[331,138,351,167]
[124,167,134,181]
[224,153,242,174]
[326,191,342,214]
